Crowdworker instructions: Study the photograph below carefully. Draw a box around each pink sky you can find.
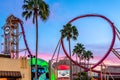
[35,52,120,67]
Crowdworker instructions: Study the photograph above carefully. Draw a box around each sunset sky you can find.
[0,0,120,65]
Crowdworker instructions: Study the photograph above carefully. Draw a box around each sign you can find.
[58,70,69,78]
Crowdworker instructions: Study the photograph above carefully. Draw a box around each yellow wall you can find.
[0,78,7,80]
[0,57,31,80]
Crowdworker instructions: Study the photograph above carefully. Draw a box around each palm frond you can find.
[32,12,36,24]
[22,4,28,10]
[24,0,29,3]
[25,14,29,20]
[27,11,32,19]
[38,1,50,21]
[22,0,50,23]
[22,11,28,17]
[72,36,77,40]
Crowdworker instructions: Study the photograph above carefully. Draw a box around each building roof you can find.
[105,66,120,73]
[58,65,70,70]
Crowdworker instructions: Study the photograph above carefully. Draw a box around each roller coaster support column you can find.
[100,64,103,80]
[31,55,32,80]
[104,66,107,80]
[49,60,52,80]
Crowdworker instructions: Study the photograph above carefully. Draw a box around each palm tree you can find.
[22,0,50,79]
[73,43,85,79]
[82,50,93,67]
[60,23,79,80]
[82,50,93,80]
[85,50,93,70]
[73,43,85,63]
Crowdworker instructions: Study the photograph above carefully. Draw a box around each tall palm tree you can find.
[73,43,85,80]
[60,23,78,80]
[22,0,50,79]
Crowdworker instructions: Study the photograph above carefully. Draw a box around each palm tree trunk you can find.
[69,39,72,80]
[76,55,77,73]
[79,56,82,80]
[87,60,89,80]
[35,10,38,80]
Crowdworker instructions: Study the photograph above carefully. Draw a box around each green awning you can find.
[28,58,48,67]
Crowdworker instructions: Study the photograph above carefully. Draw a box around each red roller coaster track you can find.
[61,14,117,74]
[15,14,119,75]
[18,19,32,57]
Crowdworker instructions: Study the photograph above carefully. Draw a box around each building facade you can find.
[0,54,31,80]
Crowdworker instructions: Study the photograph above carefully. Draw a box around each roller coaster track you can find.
[60,14,120,75]
[17,19,32,57]
[102,63,115,80]
[12,15,120,75]
[112,49,120,60]
[111,27,120,61]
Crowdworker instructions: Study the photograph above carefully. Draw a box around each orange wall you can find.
[0,78,7,80]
